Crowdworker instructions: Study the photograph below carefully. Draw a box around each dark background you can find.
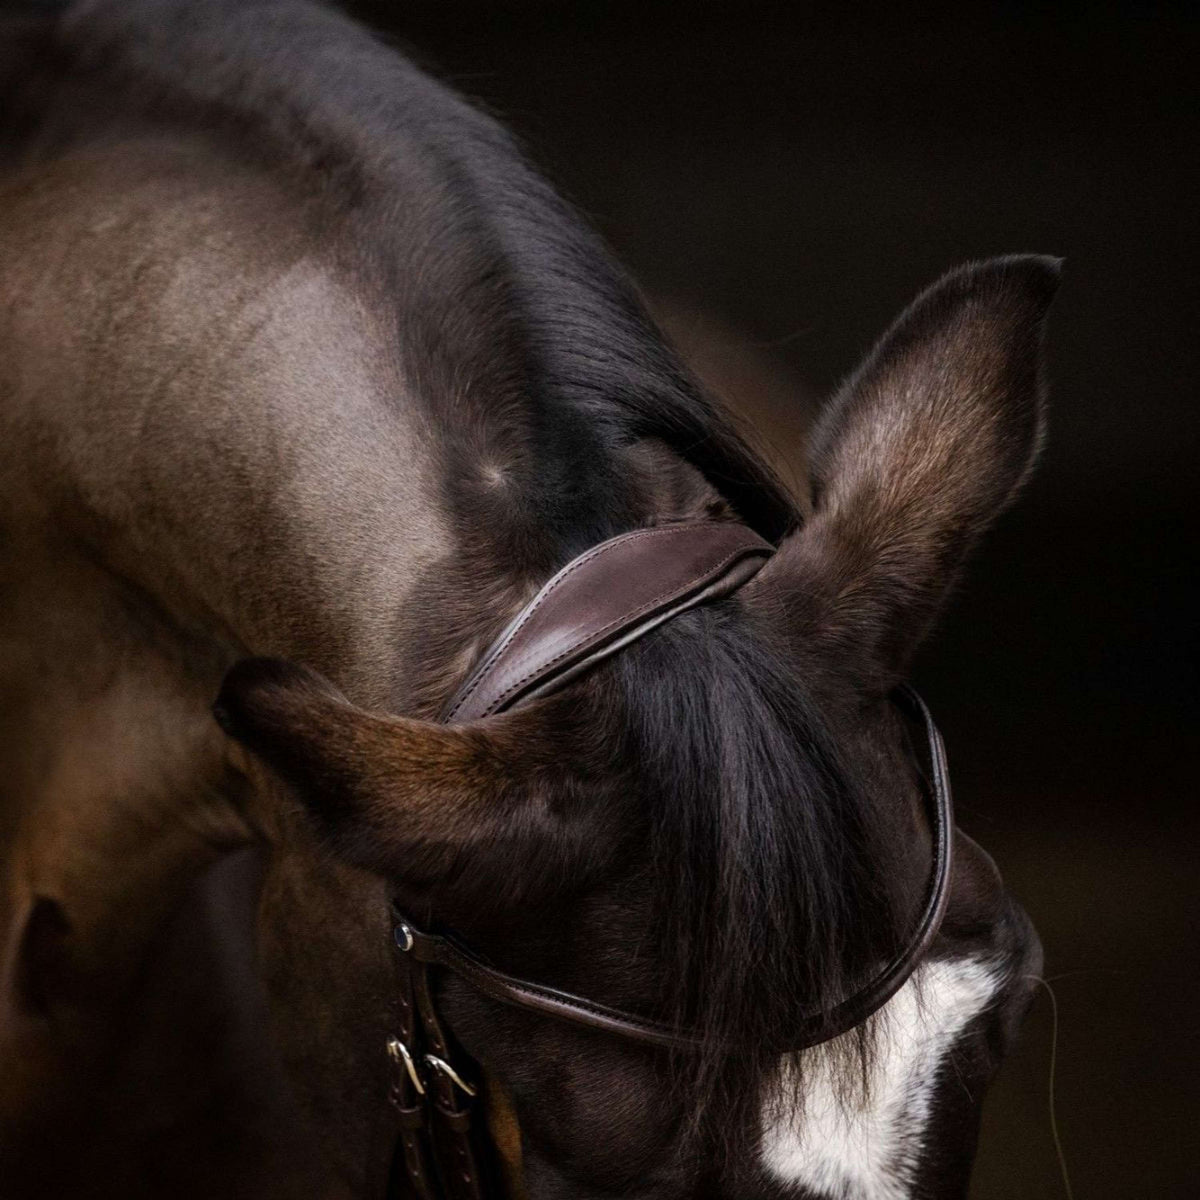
[348,3,1198,1196]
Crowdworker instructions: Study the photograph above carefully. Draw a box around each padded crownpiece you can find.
[442,522,775,724]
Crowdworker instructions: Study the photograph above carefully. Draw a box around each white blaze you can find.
[761,956,1004,1200]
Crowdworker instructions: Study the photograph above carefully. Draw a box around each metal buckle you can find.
[387,1037,426,1095]
[424,1054,477,1097]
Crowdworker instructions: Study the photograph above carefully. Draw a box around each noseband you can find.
[384,522,955,1199]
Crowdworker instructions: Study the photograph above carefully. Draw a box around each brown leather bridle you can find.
[383,523,955,1199]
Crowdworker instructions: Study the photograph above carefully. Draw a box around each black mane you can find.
[614,604,903,1140]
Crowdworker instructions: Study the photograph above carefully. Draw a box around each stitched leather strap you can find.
[386,960,439,1200]
[803,684,955,1038]
[388,945,494,1200]
[412,960,487,1200]
[395,918,694,1050]
[442,522,774,724]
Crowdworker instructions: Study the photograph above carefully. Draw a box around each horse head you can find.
[215,256,1056,1198]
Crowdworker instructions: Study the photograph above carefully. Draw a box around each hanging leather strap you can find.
[387,943,493,1199]
[412,960,487,1200]
[386,959,439,1200]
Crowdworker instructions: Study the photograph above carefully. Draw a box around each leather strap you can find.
[388,938,494,1200]
[442,522,774,723]
[395,917,693,1051]
[802,684,955,1038]
[412,960,486,1200]
[386,957,439,1200]
[394,684,954,1054]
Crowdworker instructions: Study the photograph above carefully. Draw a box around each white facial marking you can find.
[761,956,1004,1199]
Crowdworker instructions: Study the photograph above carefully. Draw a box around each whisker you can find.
[1024,974,1075,1200]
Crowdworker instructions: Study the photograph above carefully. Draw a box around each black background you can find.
[348,3,1198,1196]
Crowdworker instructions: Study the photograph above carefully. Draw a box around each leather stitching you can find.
[445,523,746,720]
[478,543,766,717]
[427,935,687,1046]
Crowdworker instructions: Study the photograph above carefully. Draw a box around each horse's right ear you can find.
[763,256,1059,691]
[213,659,589,890]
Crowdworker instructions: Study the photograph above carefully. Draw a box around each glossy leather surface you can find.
[443,522,774,723]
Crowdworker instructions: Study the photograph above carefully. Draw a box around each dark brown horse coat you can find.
[0,3,1053,1197]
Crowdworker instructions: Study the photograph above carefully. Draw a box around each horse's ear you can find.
[765,256,1059,690]
[213,659,570,884]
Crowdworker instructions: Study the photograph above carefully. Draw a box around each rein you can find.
[384,521,955,1199]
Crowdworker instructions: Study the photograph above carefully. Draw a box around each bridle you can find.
[383,522,955,1200]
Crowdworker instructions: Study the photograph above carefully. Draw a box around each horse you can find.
[0,2,1054,1196]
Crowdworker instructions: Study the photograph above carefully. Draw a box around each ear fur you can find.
[769,255,1060,688]
[213,658,574,884]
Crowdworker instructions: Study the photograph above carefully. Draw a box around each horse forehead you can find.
[760,954,1005,1200]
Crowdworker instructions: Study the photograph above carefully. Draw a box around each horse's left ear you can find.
[763,255,1059,691]
[214,659,575,887]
